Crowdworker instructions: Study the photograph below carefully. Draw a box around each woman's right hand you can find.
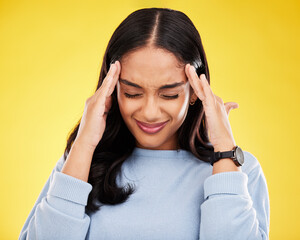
[75,61,121,150]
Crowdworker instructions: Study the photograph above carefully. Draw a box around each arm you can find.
[19,152,93,240]
[19,61,121,240]
[199,151,270,240]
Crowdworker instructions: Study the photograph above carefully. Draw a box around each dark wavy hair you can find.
[63,7,214,213]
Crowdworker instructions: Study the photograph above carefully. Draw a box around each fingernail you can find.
[189,65,196,74]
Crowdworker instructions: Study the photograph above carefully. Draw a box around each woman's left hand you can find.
[185,64,238,152]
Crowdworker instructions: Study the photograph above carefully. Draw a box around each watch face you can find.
[235,146,244,165]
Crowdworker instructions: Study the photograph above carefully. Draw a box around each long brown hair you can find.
[64,7,214,213]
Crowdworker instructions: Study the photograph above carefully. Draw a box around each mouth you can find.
[135,119,169,134]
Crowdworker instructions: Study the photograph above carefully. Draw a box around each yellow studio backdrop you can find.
[0,0,299,239]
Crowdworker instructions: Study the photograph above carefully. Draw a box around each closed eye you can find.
[124,93,179,99]
[124,93,142,98]
[162,94,179,99]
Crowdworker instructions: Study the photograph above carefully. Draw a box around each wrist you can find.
[212,158,241,174]
[62,139,95,182]
[211,144,243,174]
[73,138,96,153]
[213,143,235,152]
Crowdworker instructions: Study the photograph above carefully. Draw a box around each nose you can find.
[141,95,162,122]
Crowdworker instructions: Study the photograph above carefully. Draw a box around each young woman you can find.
[19,8,270,240]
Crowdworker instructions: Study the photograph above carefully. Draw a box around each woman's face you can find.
[116,46,194,150]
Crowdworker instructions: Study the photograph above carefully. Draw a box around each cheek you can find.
[117,84,129,116]
[117,95,137,119]
[172,93,190,121]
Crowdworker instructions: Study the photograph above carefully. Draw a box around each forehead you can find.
[119,47,187,88]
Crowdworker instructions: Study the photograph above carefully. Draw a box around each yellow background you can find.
[0,0,299,239]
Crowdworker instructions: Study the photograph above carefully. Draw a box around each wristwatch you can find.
[211,145,244,167]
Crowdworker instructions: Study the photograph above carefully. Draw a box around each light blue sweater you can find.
[19,147,270,240]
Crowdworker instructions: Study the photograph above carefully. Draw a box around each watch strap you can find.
[214,150,234,159]
[210,148,235,166]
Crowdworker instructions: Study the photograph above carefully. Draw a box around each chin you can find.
[136,138,161,148]
[135,133,177,150]
[134,136,165,149]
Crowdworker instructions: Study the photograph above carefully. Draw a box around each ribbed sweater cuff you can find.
[48,172,93,205]
[204,171,249,199]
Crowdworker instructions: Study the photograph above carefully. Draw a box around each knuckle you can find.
[85,97,92,104]
[85,96,96,106]
[216,95,224,104]
[207,92,214,101]
[195,89,201,97]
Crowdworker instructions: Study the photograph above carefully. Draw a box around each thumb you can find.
[224,102,239,115]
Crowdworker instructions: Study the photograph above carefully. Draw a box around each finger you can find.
[224,102,239,115]
[199,74,215,104]
[187,64,215,105]
[103,61,121,114]
[185,64,205,101]
[215,95,224,104]
[102,63,117,92]
[107,60,121,96]
[94,62,117,98]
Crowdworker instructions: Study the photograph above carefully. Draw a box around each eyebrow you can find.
[119,78,185,90]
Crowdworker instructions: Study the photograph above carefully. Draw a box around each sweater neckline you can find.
[131,147,191,159]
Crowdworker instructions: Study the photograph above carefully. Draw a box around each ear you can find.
[189,88,197,102]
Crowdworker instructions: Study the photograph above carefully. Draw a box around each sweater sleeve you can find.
[19,154,93,240]
[199,151,270,240]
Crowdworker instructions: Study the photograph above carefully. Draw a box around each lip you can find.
[135,119,169,134]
